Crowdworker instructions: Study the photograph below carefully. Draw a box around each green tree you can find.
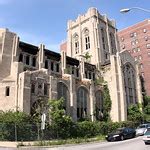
[48,98,74,138]
[103,84,112,122]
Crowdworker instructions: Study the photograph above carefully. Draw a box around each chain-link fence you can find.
[0,123,55,141]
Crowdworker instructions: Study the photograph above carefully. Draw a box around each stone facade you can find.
[0,8,142,122]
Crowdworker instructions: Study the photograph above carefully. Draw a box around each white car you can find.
[136,124,149,136]
[143,127,150,145]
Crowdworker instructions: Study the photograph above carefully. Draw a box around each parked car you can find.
[143,127,150,145]
[136,124,149,136]
[106,127,136,142]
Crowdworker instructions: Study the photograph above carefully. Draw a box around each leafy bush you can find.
[76,121,100,137]
[127,104,143,124]
[144,104,150,114]
[0,111,37,141]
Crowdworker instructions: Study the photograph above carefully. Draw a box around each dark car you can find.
[106,127,136,142]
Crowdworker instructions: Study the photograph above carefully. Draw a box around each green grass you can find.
[33,135,105,146]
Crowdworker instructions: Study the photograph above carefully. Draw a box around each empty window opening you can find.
[26,55,30,65]
[6,86,10,96]
[32,57,36,67]
[45,60,48,69]
[19,54,23,62]
[51,62,54,71]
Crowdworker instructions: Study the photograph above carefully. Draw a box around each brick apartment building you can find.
[118,19,150,96]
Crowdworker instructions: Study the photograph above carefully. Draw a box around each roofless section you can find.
[19,41,39,55]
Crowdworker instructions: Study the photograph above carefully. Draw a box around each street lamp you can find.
[120,7,150,13]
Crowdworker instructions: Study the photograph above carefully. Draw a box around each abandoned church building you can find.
[0,8,142,122]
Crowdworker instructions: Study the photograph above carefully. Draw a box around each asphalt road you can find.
[0,136,149,150]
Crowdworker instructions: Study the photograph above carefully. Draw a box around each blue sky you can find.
[0,0,149,52]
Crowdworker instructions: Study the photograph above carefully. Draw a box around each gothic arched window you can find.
[83,29,90,51]
[73,33,79,54]
[77,87,89,119]
[123,63,137,107]
[109,32,116,54]
[57,82,69,112]
[101,28,106,50]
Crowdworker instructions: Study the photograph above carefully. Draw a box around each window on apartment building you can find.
[141,72,144,78]
[132,48,136,53]
[133,32,137,37]
[143,28,147,33]
[130,32,137,37]
[139,64,143,69]
[122,44,125,49]
[5,86,10,96]
[19,53,23,62]
[45,60,48,69]
[146,44,150,49]
[144,36,148,41]
[130,33,134,37]
[131,41,135,46]
[121,37,124,42]
[138,55,142,60]
[148,52,150,56]
[134,56,137,61]
[26,55,30,65]
[32,57,36,67]
[137,47,141,52]
[135,39,138,44]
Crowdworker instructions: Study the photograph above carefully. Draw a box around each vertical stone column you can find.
[38,44,45,69]
[117,53,127,121]
[80,57,85,80]
[105,16,111,55]
[61,51,66,74]
[12,35,19,62]
[67,20,72,57]
[89,81,95,121]
[18,71,31,114]
[69,75,77,121]
[135,64,143,105]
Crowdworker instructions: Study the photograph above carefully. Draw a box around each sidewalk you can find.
[0,141,35,148]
